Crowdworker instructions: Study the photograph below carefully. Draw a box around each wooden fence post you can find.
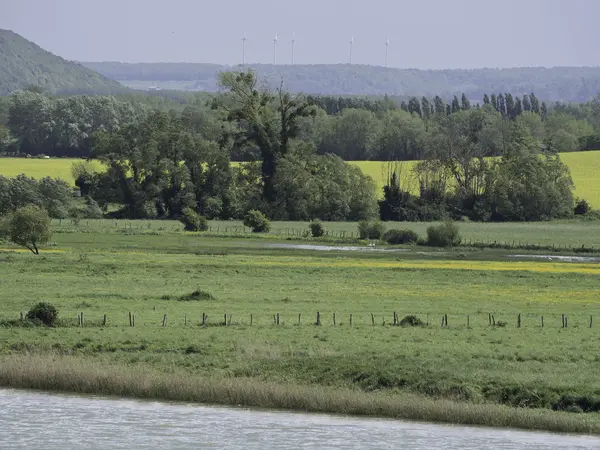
[371,313,375,326]
[129,312,132,327]
[426,313,429,326]
[488,313,492,326]
[350,313,353,326]
[393,311,397,326]
[103,314,107,326]
[276,313,280,325]
[517,314,521,328]
[250,314,253,326]
[445,314,448,327]
[202,313,206,326]
[81,312,84,327]
[20,312,23,322]
[492,315,495,326]
[565,316,568,328]
[184,314,187,326]
[316,311,321,326]
[162,314,167,327]
[229,314,232,325]
[590,315,593,328]
[333,312,336,326]
[467,315,470,328]
[132,314,135,327]
[541,316,544,328]
[224,314,228,326]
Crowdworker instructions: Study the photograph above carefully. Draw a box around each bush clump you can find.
[358,220,385,240]
[179,289,214,301]
[309,220,325,237]
[243,209,271,233]
[384,229,420,245]
[425,221,461,247]
[26,302,58,327]
[399,315,425,327]
[574,199,590,216]
[180,207,208,232]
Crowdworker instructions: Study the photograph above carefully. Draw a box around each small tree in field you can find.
[7,205,52,255]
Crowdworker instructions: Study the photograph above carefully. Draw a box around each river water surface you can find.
[1,389,599,449]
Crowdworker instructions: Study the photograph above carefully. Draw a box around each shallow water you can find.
[1,389,599,449]
[264,243,405,253]
[508,254,600,263]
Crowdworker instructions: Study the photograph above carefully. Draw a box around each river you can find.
[1,389,599,449]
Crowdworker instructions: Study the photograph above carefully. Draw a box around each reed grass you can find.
[1,354,598,434]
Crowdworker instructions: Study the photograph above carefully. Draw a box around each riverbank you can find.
[1,354,599,434]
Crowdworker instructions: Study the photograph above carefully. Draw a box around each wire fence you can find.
[10,311,597,330]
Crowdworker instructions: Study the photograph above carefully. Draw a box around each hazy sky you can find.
[1,0,598,69]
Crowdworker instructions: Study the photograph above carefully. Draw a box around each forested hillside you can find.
[82,61,600,102]
[0,29,124,95]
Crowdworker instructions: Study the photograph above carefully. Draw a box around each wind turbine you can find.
[273,33,279,65]
[291,33,296,65]
[241,33,247,66]
[385,36,390,67]
[349,36,354,64]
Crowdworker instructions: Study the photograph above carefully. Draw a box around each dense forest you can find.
[0,29,124,96]
[1,69,599,224]
[82,61,600,102]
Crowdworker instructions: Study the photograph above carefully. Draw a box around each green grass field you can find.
[2,222,600,431]
[2,151,600,206]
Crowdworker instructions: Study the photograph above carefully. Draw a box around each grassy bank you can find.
[2,227,600,433]
[1,354,598,434]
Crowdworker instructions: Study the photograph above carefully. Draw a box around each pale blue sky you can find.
[1,0,598,68]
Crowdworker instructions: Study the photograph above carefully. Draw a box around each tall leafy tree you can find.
[451,95,460,113]
[434,96,446,115]
[421,97,431,120]
[490,93,498,111]
[505,93,515,119]
[408,97,422,117]
[540,101,548,120]
[522,94,531,112]
[483,94,490,105]
[217,70,316,204]
[514,97,523,118]
[461,93,471,110]
[530,93,540,114]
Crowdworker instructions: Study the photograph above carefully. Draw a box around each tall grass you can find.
[0,354,598,434]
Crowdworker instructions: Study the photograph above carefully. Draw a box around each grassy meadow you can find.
[2,221,600,432]
[2,150,600,206]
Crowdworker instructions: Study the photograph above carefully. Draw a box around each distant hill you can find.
[0,29,124,96]
[81,61,600,102]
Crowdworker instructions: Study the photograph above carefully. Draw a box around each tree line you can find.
[1,70,598,223]
[3,88,599,163]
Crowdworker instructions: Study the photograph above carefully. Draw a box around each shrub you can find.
[82,197,103,219]
[309,220,325,237]
[243,210,271,233]
[574,199,590,215]
[384,229,420,245]
[425,221,461,247]
[358,220,385,240]
[26,302,58,327]
[179,289,214,301]
[180,208,208,232]
[399,315,425,327]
